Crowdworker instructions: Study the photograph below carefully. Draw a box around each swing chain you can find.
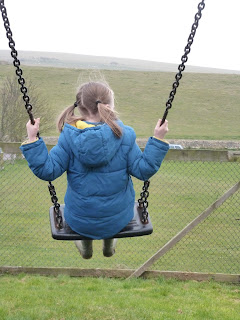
[161,0,205,124]
[0,0,63,229]
[48,182,63,229]
[138,180,150,224]
[141,0,205,217]
[0,0,35,125]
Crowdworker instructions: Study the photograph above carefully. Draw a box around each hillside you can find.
[0,62,239,141]
[1,50,240,74]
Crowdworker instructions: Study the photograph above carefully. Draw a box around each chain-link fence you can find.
[0,145,239,276]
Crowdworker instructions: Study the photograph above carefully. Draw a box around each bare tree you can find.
[0,77,50,142]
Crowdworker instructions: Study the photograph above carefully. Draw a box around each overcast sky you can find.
[0,0,239,71]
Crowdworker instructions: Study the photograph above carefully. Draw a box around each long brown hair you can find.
[57,81,122,137]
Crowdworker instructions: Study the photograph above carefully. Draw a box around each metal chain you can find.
[48,182,63,229]
[0,0,35,124]
[138,1,205,222]
[161,0,205,125]
[0,0,63,229]
[138,180,150,224]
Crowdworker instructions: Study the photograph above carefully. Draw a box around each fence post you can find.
[0,148,3,169]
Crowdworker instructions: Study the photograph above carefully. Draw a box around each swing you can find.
[50,202,153,240]
[0,0,205,240]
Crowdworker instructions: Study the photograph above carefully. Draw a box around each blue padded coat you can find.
[20,120,169,239]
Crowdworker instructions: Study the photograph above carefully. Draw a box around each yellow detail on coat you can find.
[153,136,169,144]
[73,120,95,129]
[21,137,39,145]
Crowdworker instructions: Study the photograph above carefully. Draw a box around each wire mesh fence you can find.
[0,146,239,275]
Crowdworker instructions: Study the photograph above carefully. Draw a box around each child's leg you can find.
[74,240,93,259]
[103,239,117,257]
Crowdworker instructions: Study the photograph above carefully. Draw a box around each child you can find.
[20,81,169,259]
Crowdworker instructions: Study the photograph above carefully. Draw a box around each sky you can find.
[0,0,240,71]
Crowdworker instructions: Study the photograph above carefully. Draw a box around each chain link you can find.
[138,180,150,224]
[161,0,205,125]
[0,0,63,229]
[48,182,63,229]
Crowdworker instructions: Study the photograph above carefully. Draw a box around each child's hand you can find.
[154,119,169,140]
[26,118,40,142]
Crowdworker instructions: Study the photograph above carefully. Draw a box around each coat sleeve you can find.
[20,134,70,181]
[127,137,169,181]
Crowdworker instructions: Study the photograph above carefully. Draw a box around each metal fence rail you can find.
[0,147,239,276]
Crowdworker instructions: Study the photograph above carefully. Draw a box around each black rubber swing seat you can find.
[49,201,153,240]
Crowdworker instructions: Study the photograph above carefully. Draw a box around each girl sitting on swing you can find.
[20,81,169,259]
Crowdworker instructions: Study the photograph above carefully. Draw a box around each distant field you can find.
[0,64,239,140]
[2,49,240,74]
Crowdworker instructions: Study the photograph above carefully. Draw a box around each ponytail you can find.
[57,104,82,132]
[98,103,122,138]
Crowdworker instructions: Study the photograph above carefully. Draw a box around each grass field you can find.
[0,64,240,140]
[0,274,239,320]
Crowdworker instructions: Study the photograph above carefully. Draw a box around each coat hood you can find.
[62,122,124,167]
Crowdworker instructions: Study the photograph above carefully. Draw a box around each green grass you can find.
[0,274,239,320]
[0,65,240,140]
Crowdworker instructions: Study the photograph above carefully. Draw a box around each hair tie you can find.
[74,102,78,108]
[96,100,102,105]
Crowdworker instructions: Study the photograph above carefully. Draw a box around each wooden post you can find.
[128,181,240,279]
[0,148,3,169]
